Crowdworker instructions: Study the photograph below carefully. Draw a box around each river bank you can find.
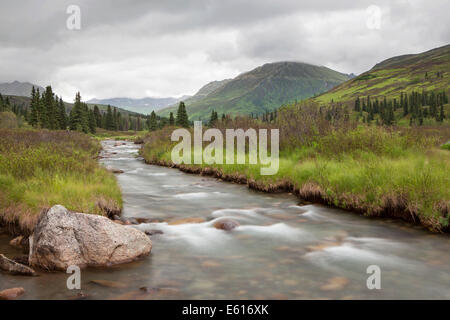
[0,129,122,237]
[139,126,450,233]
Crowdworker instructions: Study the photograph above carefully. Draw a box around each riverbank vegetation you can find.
[0,129,122,235]
[140,102,450,232]
[91,128,146,141]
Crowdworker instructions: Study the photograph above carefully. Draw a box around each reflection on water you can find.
[0,140,449,300]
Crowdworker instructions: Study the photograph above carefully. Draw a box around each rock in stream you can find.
[29,205,152,271]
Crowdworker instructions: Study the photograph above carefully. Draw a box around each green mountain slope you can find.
[158,62,350,120]
[313,44,450,106]
[184,79,232,105]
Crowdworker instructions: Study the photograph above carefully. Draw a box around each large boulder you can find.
[29,205,152,271]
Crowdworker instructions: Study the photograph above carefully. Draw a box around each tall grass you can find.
[140,103,449,232]
[0,129,122,235]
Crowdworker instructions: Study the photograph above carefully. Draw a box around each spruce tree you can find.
[93,105,102,128]
[105,105,114,130]
[117,112,122,131]
[69,92,85,131]
[43,86,57,129]
[354,97,361,112]
[88,109,96,133]
[149,111,157,131]
[113,107,118,131]
[169,112,175,125]
[38,92,47,128]
[209,109,218,126]
[438,104,445,122]
[176,102,189,128]
[58,97,67,129]
[81,103,90,133]
[29,86,39,127]
[418,107,424,126]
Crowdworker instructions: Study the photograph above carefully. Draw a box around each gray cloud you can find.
[0,0,448,100]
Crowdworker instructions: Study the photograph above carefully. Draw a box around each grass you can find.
[0,129,122,235]
[140,125,450,232]
[91,128,146,141]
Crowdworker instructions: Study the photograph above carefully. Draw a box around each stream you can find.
[0,140,449,299]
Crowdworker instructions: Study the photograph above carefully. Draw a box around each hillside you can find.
[185,79,232,104]
[0,81,45,96]
[314,44,450,106]
[87,96,184,114]
[158,62,350,120]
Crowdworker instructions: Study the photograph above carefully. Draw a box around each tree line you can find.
[354,90,447,125]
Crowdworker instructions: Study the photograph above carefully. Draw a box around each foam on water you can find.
[135,220,233,249]
[303,237,417,274]
[146,172,168,176]
[174,191,226,199]
[237,222,305,240]
[211,208,261,218]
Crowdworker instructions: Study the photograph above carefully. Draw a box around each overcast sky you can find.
[0,0,448,100]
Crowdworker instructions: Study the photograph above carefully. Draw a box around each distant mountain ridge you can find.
[87,96,187,114]
[158,61,350,120]
[0,81,45,97]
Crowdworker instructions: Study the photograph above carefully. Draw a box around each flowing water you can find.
[1,140,449,299]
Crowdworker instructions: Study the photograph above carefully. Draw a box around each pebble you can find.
[0,287,25,300]
[320,277,349,291]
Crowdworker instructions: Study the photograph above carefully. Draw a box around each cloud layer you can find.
[0,0,448,100]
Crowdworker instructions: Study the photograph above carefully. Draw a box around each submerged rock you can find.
[144,229,164,236]
[0,254,36,276]
[68,292,89,300]
[213,219,240,231]
[320,277,349,291]
[106,166,124,174]
[29,205,152,271]
[0,287,25,300]
[9,236,29,253]
[90,280,128,288]
[168,217,205,225]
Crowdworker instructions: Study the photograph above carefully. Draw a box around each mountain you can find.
[87,96,186,114]
[158,62,350,120]
[185,79,232,104]
[0,81,44,97]
[313,44,450,106]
